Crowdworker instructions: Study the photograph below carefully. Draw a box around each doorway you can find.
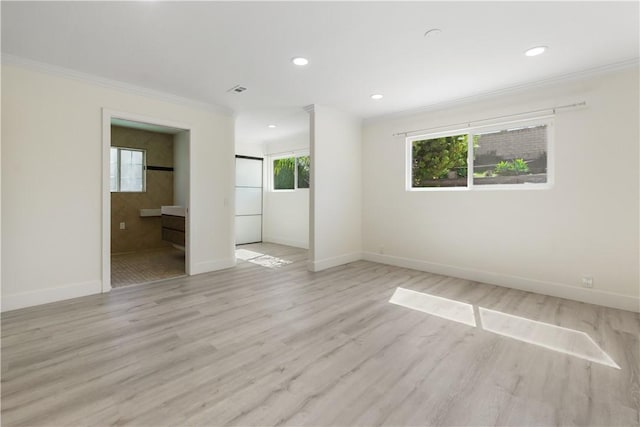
[102,110,191,292]
[233,109,311,270]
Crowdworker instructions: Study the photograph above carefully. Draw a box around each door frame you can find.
[101,109,192,293]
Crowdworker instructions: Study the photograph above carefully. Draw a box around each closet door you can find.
[235,156,263,244]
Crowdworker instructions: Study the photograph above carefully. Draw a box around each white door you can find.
[235,156,263,244]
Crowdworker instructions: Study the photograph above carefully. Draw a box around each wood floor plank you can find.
[2,242,639,426]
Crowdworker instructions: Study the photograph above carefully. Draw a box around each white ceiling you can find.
[2,1,638,145]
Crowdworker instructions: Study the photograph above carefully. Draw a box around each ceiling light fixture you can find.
[292,57,309,66]
[525,46,547,57]
[371,94,383,100]
[268,124,277,128]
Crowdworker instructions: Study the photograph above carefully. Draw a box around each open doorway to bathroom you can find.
[102,111,190,290]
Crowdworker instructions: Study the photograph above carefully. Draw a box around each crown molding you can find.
[364,57,640,124]
[1,53,235,117]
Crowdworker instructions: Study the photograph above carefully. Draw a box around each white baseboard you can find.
[262,235,309,249]
[1,280,102,312]
[362,252,640,313]
[308,252,363,272]
[191,257,236,275]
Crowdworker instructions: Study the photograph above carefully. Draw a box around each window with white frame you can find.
[110,147,146,192]
[408,119,551,190]
[273,155,310,190]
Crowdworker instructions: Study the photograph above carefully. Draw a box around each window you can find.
[473,125,548,186]
[411,134,469,188]
[273,157,295,190]
[110,147,146,192]
[297,156,310,189]
[273,155,310,190]
[408,120,550,190]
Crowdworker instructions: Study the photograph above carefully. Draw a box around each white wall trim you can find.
[2,53,234,116]
[262,235,308,250]
[191,258,237,275]
[1,280,102,313]
[308,252,363,272]
[365,57,640,124]
[362,252,640,313]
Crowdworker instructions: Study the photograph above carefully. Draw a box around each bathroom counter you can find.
[161,206,186,247]
[161,205,186,217]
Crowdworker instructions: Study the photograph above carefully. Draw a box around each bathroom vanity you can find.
[161,206,186,249]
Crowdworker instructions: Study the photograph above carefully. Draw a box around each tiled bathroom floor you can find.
[111,247,185,288]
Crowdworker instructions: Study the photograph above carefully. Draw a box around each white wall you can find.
[309,105,362,271]
[1,64,235,311]
[264,135,308,156]
[173,130,189,207]
[263,133,310,249]
[235,141,264,158]
[0,64,2,299]
[362,67,640,312]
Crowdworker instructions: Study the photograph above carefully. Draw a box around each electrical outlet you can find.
[581,275,593,288]
[120,222,126,230]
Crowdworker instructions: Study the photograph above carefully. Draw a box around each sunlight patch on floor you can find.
[389,287,476,326]
[235,249,265,260]
[390,287,620,369]
[479,307,620,369]
[235,248,293,268]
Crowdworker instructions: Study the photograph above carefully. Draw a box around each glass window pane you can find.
[297,156,310,189]
[119,149,145,192]
[473,125,547,186]
[411,134,468,188]
[110,147,118,192]
[273,157,295,190]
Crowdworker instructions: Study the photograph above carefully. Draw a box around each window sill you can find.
[408,183,553,192]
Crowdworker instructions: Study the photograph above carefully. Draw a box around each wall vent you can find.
[228,85,247,93]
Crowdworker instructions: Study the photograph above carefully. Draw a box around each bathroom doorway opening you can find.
[102,110,191,291]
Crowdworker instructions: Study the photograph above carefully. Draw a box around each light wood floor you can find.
[2,243,639,426]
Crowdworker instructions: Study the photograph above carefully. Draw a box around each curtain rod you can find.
[392,101,587,137]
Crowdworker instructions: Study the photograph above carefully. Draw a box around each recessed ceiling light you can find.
[370,94,383,100]
[525,46,547,57]
[268,124,277,128]
[292,57,309,66]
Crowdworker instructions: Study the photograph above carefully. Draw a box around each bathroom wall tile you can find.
[111,126,175,253]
